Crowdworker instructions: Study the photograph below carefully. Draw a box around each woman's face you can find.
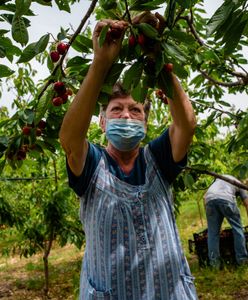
[105,96,146,121]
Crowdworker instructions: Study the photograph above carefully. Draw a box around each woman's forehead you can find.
[107,96,143,107]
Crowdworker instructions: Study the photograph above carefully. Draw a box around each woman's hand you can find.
[92,19,128,68]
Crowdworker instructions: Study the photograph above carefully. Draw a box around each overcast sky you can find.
[1,0,247,113]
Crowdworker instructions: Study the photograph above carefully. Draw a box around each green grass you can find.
[177,198,248,300]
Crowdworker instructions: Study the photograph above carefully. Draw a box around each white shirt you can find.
[204,175,248,204]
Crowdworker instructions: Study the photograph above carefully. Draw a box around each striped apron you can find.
[79,146,198,300]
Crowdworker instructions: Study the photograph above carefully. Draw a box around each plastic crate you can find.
[188,226,248,267]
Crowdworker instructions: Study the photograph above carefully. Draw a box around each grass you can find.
[0,198,247,299]
[177,197,248,300]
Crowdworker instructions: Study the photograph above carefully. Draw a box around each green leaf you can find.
[123,61,143,91]
[206,0,235,37]
[54,0,70,12]
[15,0,32,16]
[135,23,159,39]
[99,25,109,48]
[0,64,15,78]
[217,100,231,107]
[223,18,247,55]
[0,29,9,35]
[0,45,6,58]
[72,35,93,54]
[66,56,91,68]
[183,173,195,188]
[162,41,187,63]
[17,34,49,63]
[34,0,52,7]
[18,108,35,125]
[34,86,54,124]
[0,37,22,58]
[11,15,29,46]
[176,0,197,9]
[0,159,6,174]
[105,63,126,85]
[129,0,165,10]
[165,0,176,29]
[0,136,8,152]
[168,30,195,45]
[171,61,188,79]
[131,82,147,103]
[157,69,173,100]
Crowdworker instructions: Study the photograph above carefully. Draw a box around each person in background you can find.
[59,16,198,300]
[204,175,248,269]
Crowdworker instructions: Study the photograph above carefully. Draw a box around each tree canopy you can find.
[0,0,247,184]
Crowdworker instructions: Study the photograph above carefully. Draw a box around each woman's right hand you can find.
[92,19,128,68]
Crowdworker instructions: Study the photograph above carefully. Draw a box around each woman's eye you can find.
[131,107,141,113]
[112,107,121,112]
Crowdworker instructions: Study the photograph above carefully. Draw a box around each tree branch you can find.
[199,69,245,87]
[185,166,248,190]
[190,99,240,120]
[180,14,205,46]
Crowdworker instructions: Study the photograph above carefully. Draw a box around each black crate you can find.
[188,226,248,267]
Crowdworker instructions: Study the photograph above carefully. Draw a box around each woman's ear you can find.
[99,115,106,132]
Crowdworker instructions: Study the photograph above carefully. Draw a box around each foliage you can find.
[0,0,247,178]
[0,151,84,295]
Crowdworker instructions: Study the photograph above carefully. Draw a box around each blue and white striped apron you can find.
[79,146,198,300]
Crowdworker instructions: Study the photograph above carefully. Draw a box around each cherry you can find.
[38,119,46,129]
[66,88,73,96]
[50,51,60,62]
[137,34,145,46]
[162,96,168,105]
[57,42,69,55]
[36,128,42,136]
[109,28,122,39]
[53,81,66,94]
[61,93,68,104]
[155,89,164,99]
[7,151,15,160]
[16,149,27,160]
[22,125,32,136]
[52,97,63,106]
[144,56,156,74]
[128,35,136,47]
[155,89,168,105]
[164,63,173,73]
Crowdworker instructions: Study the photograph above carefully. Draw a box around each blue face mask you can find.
[106,118,146,151]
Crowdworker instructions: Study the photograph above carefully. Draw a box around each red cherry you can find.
[7,151,15,160]
[22,125,32,136]
[53,81,66,94]
[36,128,42,136]
[56,42,69,55]
[162,96,168,105]
[50,51,60,62]
[155,89,164,99]
[60,93,69,104]
[38,119,46,129]
[164,63,173,73]
[66,88,73,96]
[16,149,27,160]
[137,34,145,46]
[128,35,136,47]
[52,97,63,106]
[109,28,122,39]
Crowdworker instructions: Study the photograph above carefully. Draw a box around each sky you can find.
[0,0,247,114]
